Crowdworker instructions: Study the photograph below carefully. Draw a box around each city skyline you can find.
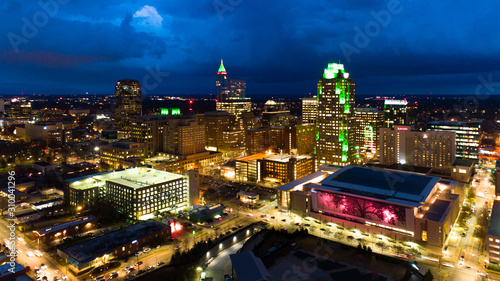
[1,1,499,97]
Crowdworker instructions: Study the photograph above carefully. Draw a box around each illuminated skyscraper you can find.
[302,96,317,124]
[216,60,230,101]
[115,79,142,133]
[355,107,383,157]
[383,100,407,128]
[316,63,356,166]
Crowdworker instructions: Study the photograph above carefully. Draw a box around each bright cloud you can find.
[133,5,163,27]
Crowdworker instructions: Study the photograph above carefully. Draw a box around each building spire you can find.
[218,59,227,73]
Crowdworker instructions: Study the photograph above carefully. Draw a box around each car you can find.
[35,250,43,257]
[54,277,60,281]
[320,228,326,231]
[36,276,42,281]
[157,261,165,266]
[460,255,465,261]
[109,272,118,279]
[143,247,151,253]
[238,224,243,228]
[462,232,466,237]
[42,277,48,281]
[174,245,182,250]
[156,245,162,249]
[35,269,41,275]
[27,251,35,257]
[271,216,275,219]
[136,251,143,256]
[260,214,267,218]
[147,265,155,270]
[281,219,286,222]
[61,275,68,280]
[136,261,143,266]
[232,227,237,231]
[126,268,135,273]
[40,264,47,270]
[94,276,105,281]
[304,224,311,227]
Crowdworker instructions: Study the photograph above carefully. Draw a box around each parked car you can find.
[157,261,165,266]
[147,265,155,270]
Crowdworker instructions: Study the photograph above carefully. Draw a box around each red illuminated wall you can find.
[316,190,406,227]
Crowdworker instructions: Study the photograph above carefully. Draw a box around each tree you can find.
[423,269,433,281]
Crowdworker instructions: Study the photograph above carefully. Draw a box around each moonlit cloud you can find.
[133,5,163,27]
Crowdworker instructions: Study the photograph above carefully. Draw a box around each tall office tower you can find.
[383,100,407,128]
[229,79,246,98]
[406,101,418,126]
[355,107,383,156]
[302,96,318,124]
[115,79,142,133]
[245,127,270,155]
[427,120,482,160]
[130,115,170,157]
[216,100,252,129]
[296,124,316,155]
[197,111,236,152]
[216,59,230,101]
[316,62,356,166]
[380,125,456,171]
[163,116,206,157]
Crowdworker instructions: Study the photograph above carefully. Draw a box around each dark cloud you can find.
[0,0,499,96]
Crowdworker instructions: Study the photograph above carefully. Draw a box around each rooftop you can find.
[385,164,432,175]
[453,159,476,167]
[230,251,270,281]
[488,200,500,237]
[315,166,440,206]
[60,220,169,264]
[276,171,328,192]
[35,216,96,236]
[67,167,184,190]
[237,152,311,163]
[0,261,25,277]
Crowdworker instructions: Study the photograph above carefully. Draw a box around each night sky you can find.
[1,0,499,97]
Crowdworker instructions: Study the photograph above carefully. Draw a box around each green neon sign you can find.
[160,108,181,116]
[323,63,345,79]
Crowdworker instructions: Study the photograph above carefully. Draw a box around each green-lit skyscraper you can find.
[316,63,356,166]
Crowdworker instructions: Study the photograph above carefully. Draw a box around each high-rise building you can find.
[301,97,318,124]
[216,99,252,129]
[316,63,356,166]
[355,107,383,156]
[427,120,482,160]
[262,111,292,127]
[406,101,418,126]
[383,100,407,128]
[229,79,246,99]
[115,79,142,133]
[244,127,269,155]
[197,111,236,152]
[216,60,230,101]
[163,116,206,157]
[380,125,456,170]
[130,115,170,157]
[296,124,316,155]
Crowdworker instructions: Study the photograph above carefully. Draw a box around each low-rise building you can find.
[0,261,29,281]
[230,251,270,281]
[236,191,259,203]
[487,200,500,263]
[57,220,170,275]
[187,204,225,223]
[33,216,97,242]
[235,152,314,184]
[65,167,197,220]
[0,188,28,202]
[100,141,145,169]
[451,159,475,183]
[289,165,460,248]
